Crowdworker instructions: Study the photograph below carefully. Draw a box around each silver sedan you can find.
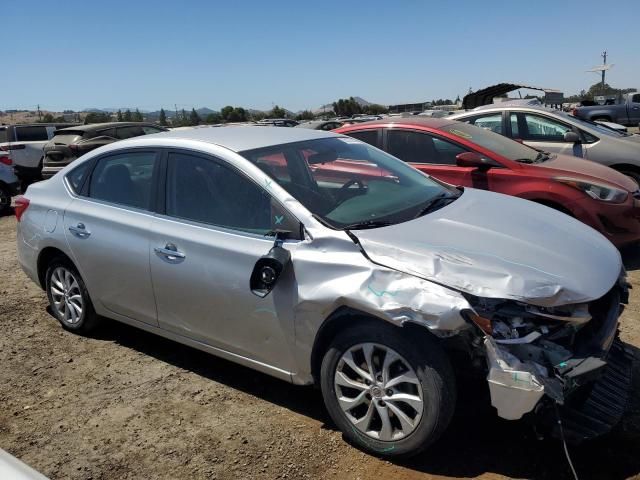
[16,126,631,457]
[450,105,640,184]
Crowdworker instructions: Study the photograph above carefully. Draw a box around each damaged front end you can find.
[466,272,633,442]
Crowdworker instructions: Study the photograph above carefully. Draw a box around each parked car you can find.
[256,118,299,127]
[295,120,343,130]
[42,122,167,179]
[449,105,640,184]
[16,127,631,457]
[0,123,80,184]
[0,151,21,214]
[574,92,640,126]
[335,117,640,246]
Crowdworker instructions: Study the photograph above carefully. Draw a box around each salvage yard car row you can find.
[13,122,636,457]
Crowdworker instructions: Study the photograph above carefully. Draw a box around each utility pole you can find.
[37,104,41,121]
[175,104,179,123]
[601,51,607,94]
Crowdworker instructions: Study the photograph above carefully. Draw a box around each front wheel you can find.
[320,322,456,457]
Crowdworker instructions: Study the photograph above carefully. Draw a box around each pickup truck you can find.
[574,92,640,126]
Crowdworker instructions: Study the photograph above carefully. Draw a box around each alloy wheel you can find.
[334,342,424,441]
[50,267,84,325]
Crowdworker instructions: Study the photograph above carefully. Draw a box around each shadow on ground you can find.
[77,316,640,480]
[621,245,640,271]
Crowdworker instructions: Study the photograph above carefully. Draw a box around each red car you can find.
[335,117,640,246]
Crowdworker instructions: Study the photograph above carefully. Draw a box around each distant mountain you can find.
[312,96,373,115]
[82,107,151,113]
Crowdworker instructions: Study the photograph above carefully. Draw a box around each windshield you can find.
[441,122,546,163]
[240,137,458,229]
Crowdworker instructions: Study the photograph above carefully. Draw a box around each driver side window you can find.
[520,114,572,142]
[166,152,299,237]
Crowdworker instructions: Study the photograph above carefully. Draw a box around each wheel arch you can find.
[309,306,444,385]
[37,246,75,290]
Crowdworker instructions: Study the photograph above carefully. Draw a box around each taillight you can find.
[571,108,578,116]
[14,196,30,222]
[0,155,11,166]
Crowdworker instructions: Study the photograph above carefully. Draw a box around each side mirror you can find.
[563,131,581,143]
[456,152,498,170]
[250,232,291,298]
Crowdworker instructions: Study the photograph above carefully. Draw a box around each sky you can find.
[3,0,638,113]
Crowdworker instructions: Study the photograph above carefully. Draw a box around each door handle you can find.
[68,222,90,238]
[154,243,185,260]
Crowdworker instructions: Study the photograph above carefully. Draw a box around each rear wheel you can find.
[45,258,100,334]
[320,322,456,457]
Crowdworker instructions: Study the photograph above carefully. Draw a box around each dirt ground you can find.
[1,212,639,480]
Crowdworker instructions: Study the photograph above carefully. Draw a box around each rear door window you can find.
[88,151,158,210]
[15,126,49,142]
[0,128,7,143]
[386,130,436,164]
[462,114,504,134]
[345,129,381,148]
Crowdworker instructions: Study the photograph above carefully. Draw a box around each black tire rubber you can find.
[45,256,101,334]
[0,185,11,215]
[320,321,456,458]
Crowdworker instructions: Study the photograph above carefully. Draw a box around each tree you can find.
[220,106,234,122]
[117,109,123,121]
[123,109,133,121]
[363,104,388,115]
[42,113,55,122]
[251,110,267,121]
[205,112,222,124]
[159,108,168,126]
[84,112,111,124]
[332,97,363,117]
[220,106,248,123]
[189,108,201,126]
[295,110,315,121]
[133,109,144,122]
[270,105,286,118]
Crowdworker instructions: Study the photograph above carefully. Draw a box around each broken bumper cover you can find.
[483,284,633,441]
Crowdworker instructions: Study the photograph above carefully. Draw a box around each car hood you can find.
[353,189,621,307]
[534,154,638,191]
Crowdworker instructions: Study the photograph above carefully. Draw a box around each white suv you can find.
[0,123,79,184]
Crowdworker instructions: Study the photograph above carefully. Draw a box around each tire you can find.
[320,322,456,458]
[45,257,101,334]
[0,185,11,215]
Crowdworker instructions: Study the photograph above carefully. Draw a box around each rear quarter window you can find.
[15,126,49,142]
[0,128,7,143]
[66,161,91,193]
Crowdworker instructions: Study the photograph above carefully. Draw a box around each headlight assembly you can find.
[554,177,628,203]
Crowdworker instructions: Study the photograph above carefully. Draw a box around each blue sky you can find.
[4,0,638,112]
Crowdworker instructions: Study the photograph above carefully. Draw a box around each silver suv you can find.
[16,126,632,457]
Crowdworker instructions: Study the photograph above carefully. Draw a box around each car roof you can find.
[451,104,555,116]
[339,117,456,129]
[135,125,339,152]
[57,122,162,132]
